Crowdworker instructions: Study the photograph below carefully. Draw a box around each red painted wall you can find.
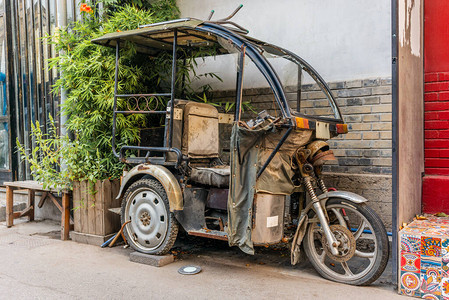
[423,0,449,213]
[425,0,449,73]
[424,72,449,177]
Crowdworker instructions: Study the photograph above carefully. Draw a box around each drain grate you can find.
[0,234,58,249]
[0,234,21,245]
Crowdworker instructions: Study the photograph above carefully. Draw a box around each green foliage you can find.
[195,92,256,114]
[102,0,179,18]
[146,0,180,20]
[45,1,180,183]
[175,48,224,100]
[16,116,69,191]
[16,116,116,191]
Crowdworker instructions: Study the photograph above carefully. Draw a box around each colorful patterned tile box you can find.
[400,217,449,299]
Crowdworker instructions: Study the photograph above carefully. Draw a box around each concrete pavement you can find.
[0,219,405,299]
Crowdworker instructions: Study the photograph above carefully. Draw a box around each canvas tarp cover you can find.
[227,124,312,254]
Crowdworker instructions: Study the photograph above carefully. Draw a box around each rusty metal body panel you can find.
[206,188,229,210]
[251,193,285,245]
[116,164,183,211]
[188,228,228,241]
[174,187,208,231]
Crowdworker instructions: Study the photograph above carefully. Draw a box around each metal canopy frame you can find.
[111,30,182,167]
[105,21,346,168]
[108,22,296,167]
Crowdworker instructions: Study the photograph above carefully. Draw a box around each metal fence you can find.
[0,0,80,183]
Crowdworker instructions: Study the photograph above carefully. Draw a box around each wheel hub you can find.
[321,224,356,262]
[126,189,168,251]
[140,211,151,226]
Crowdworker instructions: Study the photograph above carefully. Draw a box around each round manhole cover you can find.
[178,265,202,275]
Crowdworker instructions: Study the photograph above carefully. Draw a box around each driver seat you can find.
[190,166,230,188]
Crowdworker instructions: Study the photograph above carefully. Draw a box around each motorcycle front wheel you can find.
[303,198,389,285]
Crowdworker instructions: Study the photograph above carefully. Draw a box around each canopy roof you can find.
[91,18,232,55]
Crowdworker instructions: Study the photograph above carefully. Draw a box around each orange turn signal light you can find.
[336,124,348,134]
[295,117,309,129]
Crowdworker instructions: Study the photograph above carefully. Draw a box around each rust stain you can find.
[188,230,228,241]
[137,164,150,171]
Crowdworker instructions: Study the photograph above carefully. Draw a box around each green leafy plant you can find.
[16,116,113,191]
[103,0,179,17]
[195,92,256,114]
[45,1,182,183]
[16,116,69,191]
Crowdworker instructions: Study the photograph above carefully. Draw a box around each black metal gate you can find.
[0,0,80,183]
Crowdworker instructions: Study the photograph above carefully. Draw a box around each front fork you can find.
[294,149,340,255]
[303,176,340,256]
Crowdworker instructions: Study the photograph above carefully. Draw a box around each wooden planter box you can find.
[71,179,121,245]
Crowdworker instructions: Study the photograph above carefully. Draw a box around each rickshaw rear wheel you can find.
[121,178,178,255]
[302,198,389,286]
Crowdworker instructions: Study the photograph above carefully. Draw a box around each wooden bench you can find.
[4,180,71,240]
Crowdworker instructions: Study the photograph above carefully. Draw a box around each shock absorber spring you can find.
[317,178,327,194]
[303,176,340,254]
[303,177,319,202]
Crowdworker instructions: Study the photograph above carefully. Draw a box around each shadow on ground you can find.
[167,231,393,287]
[25,219,393,288]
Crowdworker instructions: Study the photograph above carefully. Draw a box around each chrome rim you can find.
[124,187,168,252]
[306,202,378,281]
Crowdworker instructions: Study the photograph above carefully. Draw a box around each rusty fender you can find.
[116,164,183,211]
[316,190,368,206]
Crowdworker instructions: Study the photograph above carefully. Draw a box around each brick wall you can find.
[424,72,449,175]
[323,173,392,229]
[422,0,449,214]
[297,78,392,175]
[423,72,449,213]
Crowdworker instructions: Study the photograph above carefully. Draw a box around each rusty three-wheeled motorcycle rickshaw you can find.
[92,10,389,286]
